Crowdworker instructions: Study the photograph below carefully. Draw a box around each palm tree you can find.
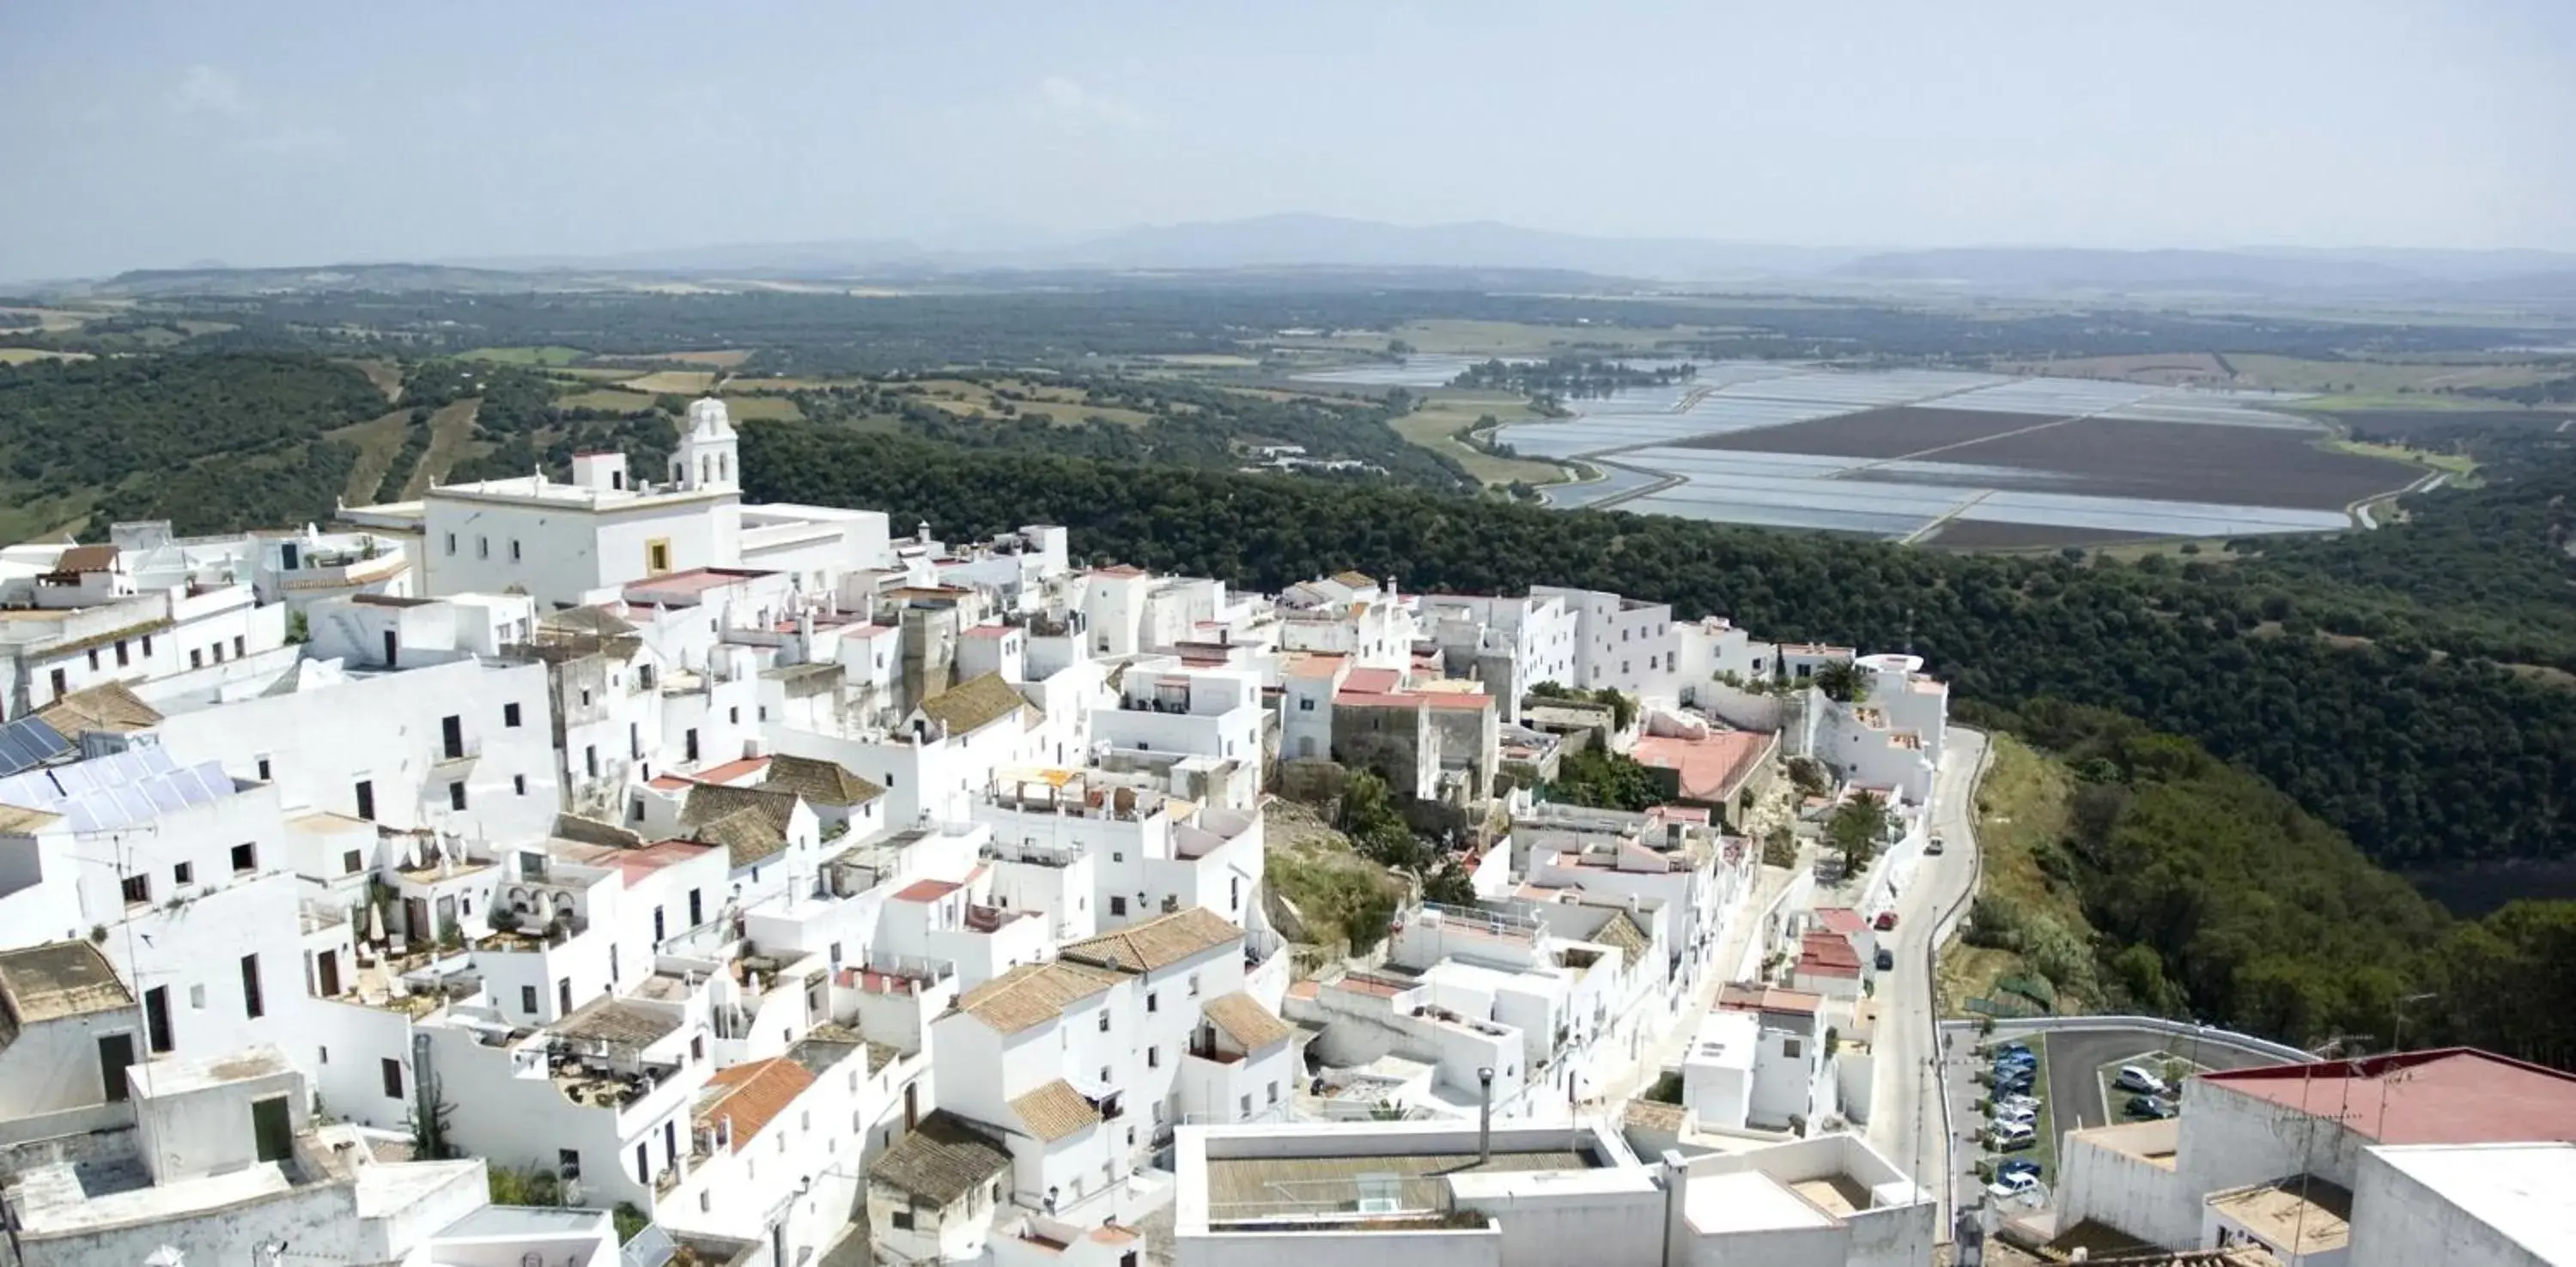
[1811,660,1868,704]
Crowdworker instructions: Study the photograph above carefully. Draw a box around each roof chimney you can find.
[1477,1066,1495,1166]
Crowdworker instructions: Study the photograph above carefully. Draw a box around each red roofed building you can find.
[1791,930,1864,999]
[1631,730,1779,828]
[2059,1047,2576,1255]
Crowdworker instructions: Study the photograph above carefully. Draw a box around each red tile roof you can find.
[1796,931,1862,977]
[647,774,690,791]
[613,840,717,887]
[1814,907,1867,937]
[691,756,772,785]
[1633,731,1775,803]
[1416,692,1493,711]
[697,1058,816,1151]
[893,878,963,903]
[1718,984,1823,1016]
[2198,1049,2576,1146]
[1344,667,1403,695]
[962,626,1014,640]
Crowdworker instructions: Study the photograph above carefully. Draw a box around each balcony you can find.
[429,737,483,772]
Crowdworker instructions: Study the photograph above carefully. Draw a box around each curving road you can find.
[1865,726,1990,1228]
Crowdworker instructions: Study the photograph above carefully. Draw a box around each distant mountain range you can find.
[50,214,2576,303]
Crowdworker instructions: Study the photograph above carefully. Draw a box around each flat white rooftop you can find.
[1684,1169,1836,1234]
[2371,1142,2576,1264]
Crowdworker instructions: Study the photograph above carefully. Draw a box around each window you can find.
[477,537,489,559]
[1297,697,1314,712]
[230,842,256,873]
[343,849,362,874]
[557,1149,580,1179]
[190,984,207,1009]
[234,635,246,658]
[701,1191,713,1215]
[503,702,523,728]
[1146,991,1158,1013]
[173,861,194,886]
[584,746,599,779]
[683,729,699,762]
[255,756,271,781]
[88,650,99,670]
[115,640,130,668]
[510,539,522,561]
[688,889,703,925]
[122,873,150,906]
[728,706,739,724]
[890,1208,914,1231]
[1240,1094,1252,1116]
[444,533,457,555]
[757,706,768,722]
[1267,1081,1279,1105]
[1097,1012,1110,1033]
[1147,1047,1159,1069]
[1783,1038,1802,1058]
[1109,896,1127,917]
[354,780,375,821]
[513,774,528,797]
[190,649,204,670]
[319,1046,329,1064]
[381,1058,404,1099]
[48,668,64,698]
[646,538,671,574]
[1100,1066,1112,1083]
[240,955,264,1018]
[1188,973,1200,997]
[448,781,467,811]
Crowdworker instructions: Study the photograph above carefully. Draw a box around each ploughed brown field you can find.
[1686,405,2419,510]
[1674,406,2038,458]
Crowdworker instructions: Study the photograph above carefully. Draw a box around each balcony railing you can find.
[430,737,483,769]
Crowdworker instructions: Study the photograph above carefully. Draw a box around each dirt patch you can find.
[617,370,718,395]
[1677,406,2050,458]
[403,399,482,497]
[328,408,420,503]
[633,349,753,368]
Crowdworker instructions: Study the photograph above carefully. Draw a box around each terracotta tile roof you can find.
[1624,1098,1688,1132]
[1813,907,1866,936]
[1059,906,1242,975]
[1633,730,1777,803]
[955,961,1120,1034]
[34,682,162,736]
[920,672,1041,737]
[893,878,962,903]
[550,997,682,1047]
[762,754,884,808]
[1717,984,1823,1017]
[52,544,118,573]
[0,940,133,1032]
[1011,1079,1102,1142]
[1284,654,1347,681]
[1200,991,1293,1051]
[691,755,771,785]
[680,783,802,867]
[1344,667,1403,694]
[867,1111,1012,1205]
[2200,1048,2576,1146]
[1593,912,1653,963]
[1797,931,1862,977]
[695,1058,815,1151]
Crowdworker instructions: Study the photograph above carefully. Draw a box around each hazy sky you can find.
[4,0,2573,278]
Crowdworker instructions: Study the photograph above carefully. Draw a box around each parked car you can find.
[1994,1072,2036,1094]
[1988,1124,2037,1151]
[1986,1171,2040,1201]
[1874,911,1899,931]
[1996,1159,2043,1182]
[1995,1049,2037,1067]
[2114,1064,2169,1095]
[1990,1100,2038,1121]
[1995,1042,2033,1058]
[1874,948,1895,971]
[1994,1094,2041,1114]
[1927,836,1947,856]
[2125,1095,2178,1119]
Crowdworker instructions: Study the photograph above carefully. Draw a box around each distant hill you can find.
[1009,213,1862,280]
[1836,246,2576,296]
[90,263,650,298]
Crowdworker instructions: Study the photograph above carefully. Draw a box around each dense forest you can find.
[783,372,1472,489]
[1962,700,2575,1069]
[741,421,2576,872]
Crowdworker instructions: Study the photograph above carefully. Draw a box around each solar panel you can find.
[0,748,239,833]
[0,715,71,777]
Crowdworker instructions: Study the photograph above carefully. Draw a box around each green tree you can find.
[1826,791,1890,872]
[1811,660,1868,704]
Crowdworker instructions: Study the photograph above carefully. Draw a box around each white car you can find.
[1986,1171,2040,1202]
[2114,1064,2169,1095]
[1990,1102,2038,1126]
[1994,1093,2041,1112]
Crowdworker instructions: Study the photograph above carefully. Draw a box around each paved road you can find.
[2044,1026,2281,1131]
[1866,726,1990,1225]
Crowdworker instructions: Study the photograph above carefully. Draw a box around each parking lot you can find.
[1937,1021,2287,1219]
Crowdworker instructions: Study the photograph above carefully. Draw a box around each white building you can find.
[2348,1142,2576,1267]
[0,541,285,721]
[2056,1047,2576,1265]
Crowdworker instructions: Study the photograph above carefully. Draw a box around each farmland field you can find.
[618,370,719,395]
[1458,360,2422,545]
